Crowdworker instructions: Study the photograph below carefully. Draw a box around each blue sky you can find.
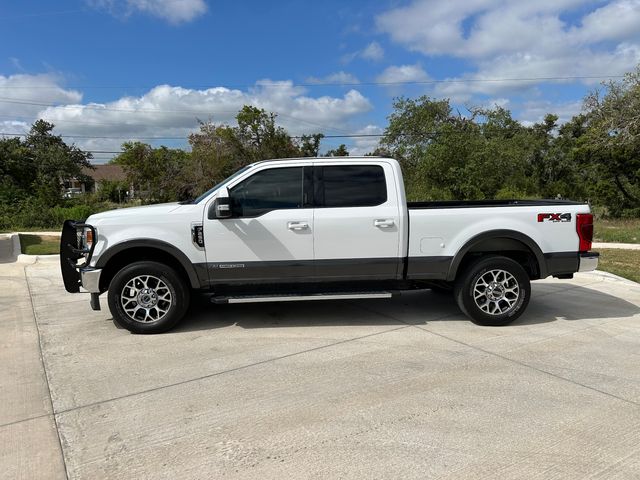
[1,0,639,161]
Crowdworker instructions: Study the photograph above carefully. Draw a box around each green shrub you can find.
[0,197,122,231]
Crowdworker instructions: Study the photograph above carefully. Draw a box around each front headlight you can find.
[83,227,94,250]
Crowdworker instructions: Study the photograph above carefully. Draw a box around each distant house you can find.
[63,164,133,199]
[82,165,127,192]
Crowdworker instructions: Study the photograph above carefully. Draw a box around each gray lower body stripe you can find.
[197,256,453,284]
[405,256,453,279]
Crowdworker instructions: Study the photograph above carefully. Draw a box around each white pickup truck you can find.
[61,157,598,333]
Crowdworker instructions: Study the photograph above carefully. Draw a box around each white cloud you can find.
[517,99,583,126]
[376,64,430,84]
[349,124,383,156]
[361,42,385,61]
[88,0,207,24]
[376,0,640,98]
[342,41,386,63]
[433,43,640,102]
[376,0,609,58]
[0,73,82,119]
[0,76,372,160]
[573,0,640,44]
[306,71,360,84]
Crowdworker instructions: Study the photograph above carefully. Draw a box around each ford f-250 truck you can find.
[60,157,598,333]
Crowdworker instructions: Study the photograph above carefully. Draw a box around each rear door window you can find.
[316,165,387,208]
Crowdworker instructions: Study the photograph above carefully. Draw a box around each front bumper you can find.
[578,251,599,272]
[60,220,98,293]
[80,267,102,293]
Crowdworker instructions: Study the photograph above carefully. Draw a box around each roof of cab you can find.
[251,156,390,167]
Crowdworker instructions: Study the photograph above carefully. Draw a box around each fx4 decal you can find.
[538,213,572,223]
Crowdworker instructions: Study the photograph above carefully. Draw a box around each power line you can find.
[0,74,626,90]
[0,98,353,134]
[0,131,386,156]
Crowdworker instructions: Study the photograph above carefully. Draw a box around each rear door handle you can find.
[374,219,395,228]
[288,221,309,231]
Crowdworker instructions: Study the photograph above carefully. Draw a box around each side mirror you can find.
[208,195,232,219]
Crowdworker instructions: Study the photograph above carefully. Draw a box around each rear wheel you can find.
[454,255,530,326]
[107,261,190,334]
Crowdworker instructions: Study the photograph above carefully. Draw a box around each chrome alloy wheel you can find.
[473,269,520,316]
[120,275,172,323]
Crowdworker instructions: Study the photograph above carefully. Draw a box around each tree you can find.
[183,106,324,197]
[580,69,640,213]
[298,134,324,157]
[380,97,536,200]
[26,120,94,205]
[96,179,130,203]
[0,120,92,206]
[186,122,240,198]
[235,106,301,162]
[0,136,33,204]
[326,144,349,156]
[113,142,190,202]
[529,114,590,201]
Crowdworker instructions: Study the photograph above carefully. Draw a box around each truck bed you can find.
[408,199,585,209]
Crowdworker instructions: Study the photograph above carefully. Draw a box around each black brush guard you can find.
[60,220,96,293]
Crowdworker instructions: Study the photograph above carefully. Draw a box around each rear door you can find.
[312,162,402,280]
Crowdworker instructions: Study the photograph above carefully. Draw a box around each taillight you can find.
[576,213,593,252]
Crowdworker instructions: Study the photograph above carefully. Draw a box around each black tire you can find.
[107,261,190,334]
[454,255,530,326]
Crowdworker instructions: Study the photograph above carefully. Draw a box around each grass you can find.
[594,218,640,244]
[1,227,62,234]
[596,248,640,283]
[19,234,60,255]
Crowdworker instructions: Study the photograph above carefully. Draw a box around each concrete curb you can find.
[12,233,21,259]
[593,242,640,250]
[17,253,59,263]
[17,231,61,236]
[3,232,60,263]
[586,269,640,288]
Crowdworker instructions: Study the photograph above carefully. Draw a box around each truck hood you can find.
[86,202,183,223]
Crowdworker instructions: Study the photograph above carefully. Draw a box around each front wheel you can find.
[107,261,190,334]
[454,256,530,326]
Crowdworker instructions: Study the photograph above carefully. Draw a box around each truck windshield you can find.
[192,165,252,204]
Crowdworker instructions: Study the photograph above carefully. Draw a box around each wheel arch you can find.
[95,239,204,292]
[446,230,547,282]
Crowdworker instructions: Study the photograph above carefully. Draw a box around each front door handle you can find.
[374,219,395,228]
[288,221,309,231]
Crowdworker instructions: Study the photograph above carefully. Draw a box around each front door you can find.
[203,165,314,284]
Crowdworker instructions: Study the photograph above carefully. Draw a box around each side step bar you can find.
[211,292,394,305]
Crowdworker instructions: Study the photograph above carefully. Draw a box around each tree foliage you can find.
[113,142,190,202]
[580,68,640,214]
[378,92,639,213]
[326,144,349,156]
[0,120,92,205]
[380,98,539,200]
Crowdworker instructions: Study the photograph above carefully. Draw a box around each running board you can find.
[211,292,394,304]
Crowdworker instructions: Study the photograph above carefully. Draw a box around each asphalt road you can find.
[2,254,640,479]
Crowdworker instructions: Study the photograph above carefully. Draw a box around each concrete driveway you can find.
[2,254,640,479]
